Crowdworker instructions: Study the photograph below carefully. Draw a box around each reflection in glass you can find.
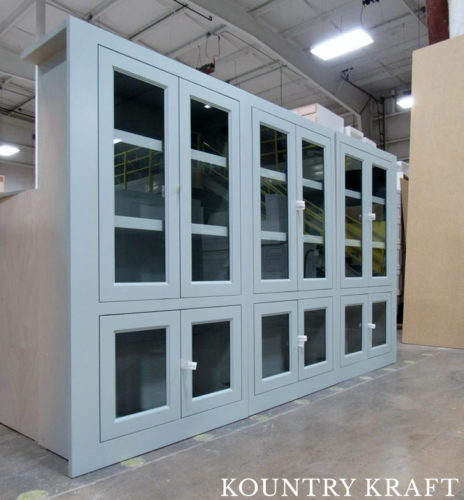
[345,304,363,355]
[372,166,387,277]
[260,125,289,280]
[345,156,363,277]
[190,100,230,281]
[304,308,326,366]
[114,71,166,283]
[192,321,231,397]
[262,314,290,378]
[116,329,166,418]
[372,302,387,347]
[302,140,325,278]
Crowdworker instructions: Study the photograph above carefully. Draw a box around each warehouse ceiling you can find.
[0,0,427,167]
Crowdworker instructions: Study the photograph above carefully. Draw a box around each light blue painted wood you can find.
[22,16,398,478]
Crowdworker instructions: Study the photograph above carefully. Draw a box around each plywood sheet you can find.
[403,34,464,348]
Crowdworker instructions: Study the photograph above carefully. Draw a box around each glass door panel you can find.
[341,296,368,366]
[345,155,363,278]
[372,166,387,277]
[297,127,333,290]
[99,48,179,301]
[368,293,391,358]
[254,301,298,394]
[190,100,230,282]
[180,81,240,296]
[100,311,180,441]
[253,109,296,293]
[302,140,325,279]
[299,297,333,380]
[181,307,241,416]
[260,125,289,280]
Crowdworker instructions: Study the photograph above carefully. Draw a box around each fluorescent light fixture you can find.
[397,95,413,109]
[113,138,122,144]
[310,28,374,61]
[0,144,20,157]
[204,104,212,109]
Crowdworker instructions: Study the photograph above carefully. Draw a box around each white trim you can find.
[372,195,385,205]
[345,238,361,247]
[302,178,322,190]
[303,234,323,244]
[345,188,361,199]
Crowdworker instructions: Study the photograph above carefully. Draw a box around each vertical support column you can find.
[36,0,46,38]
[425,0,449,45]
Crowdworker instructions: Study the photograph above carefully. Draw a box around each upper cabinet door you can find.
[179,81,240,297]
[339,142,369,288]
[296,126,334,290]
[99,48,180,301]
[369,155,395,287]
[253,109,297,293]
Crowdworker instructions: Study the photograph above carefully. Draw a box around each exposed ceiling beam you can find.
[165,24,227,58]
[85,0,122,21]
[0,0,35,37]
[0,47,35,82]
[248,0,287,18]
[188,0,364,123]
[402,0,427,26]
[129,5,187,41]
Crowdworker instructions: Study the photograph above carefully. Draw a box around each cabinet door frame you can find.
[179,81,241,297]
[253,108,298,293]
[368,154,396,287]
[99,48,180,302]
[338,140,370,289]
[367,293,392,358]
[296,126,334,290]
[340,294,368,367]
[181,306,241,417]
[254,301,298,394]
[100,311,180,441]
[298,297,334,380]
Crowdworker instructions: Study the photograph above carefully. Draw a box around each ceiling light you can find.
[0,145,20,157]
[113,138,122,144]
[310,28,374,61]
[397,95,413,109]
[204,104,212,109]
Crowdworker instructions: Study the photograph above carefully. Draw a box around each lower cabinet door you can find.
[100,311,181,441]
[298,297,333,380]
[341,295,368,366]
[254,301,298,394]
[181,306,242,417]
[367,293,392,358]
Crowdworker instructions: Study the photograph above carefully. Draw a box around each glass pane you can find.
[304,308,326,366]
[372,166,387,277]
[190,100,230,281]
[192,321,230,398]
[345,156,363,278]
[115,328,166,418]
[345,304,363,355]
[260,125,289,280]
[262,313,290,378]
[372,302,387,347]
[114,72,165,283]
[302,140,325,278]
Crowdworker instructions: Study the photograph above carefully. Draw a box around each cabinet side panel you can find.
[0,50,70,457]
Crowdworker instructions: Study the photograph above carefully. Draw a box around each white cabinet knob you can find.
[296,200,306,211]
[367,323,376,330]
[181,360,197,370]
[366,213,376,221]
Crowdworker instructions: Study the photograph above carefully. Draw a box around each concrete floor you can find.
[1,337,464,500]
